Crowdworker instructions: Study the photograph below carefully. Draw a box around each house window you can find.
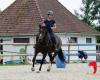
[86,38,92,43]
[70,37,77,43]
[13,38,29,43]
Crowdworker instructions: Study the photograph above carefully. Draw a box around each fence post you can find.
[25,44,28,64]
[68,44,70,63]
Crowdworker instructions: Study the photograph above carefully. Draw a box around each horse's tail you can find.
[57,48,65,62]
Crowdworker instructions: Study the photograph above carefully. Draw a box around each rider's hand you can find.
[51,24,56,30]
[51,27,55,30]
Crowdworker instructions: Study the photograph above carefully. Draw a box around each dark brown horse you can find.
[31,24,62,72]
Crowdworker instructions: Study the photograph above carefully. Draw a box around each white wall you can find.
[57,33,96,60]
[2,36,35,64]
[0,34,97,64]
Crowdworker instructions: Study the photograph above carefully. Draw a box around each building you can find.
[0,0,99,64]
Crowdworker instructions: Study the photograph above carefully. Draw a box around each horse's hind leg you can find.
[52,50,57,62]
[31,52,38,71]
[48,52,53,65]
[39,54,47,71]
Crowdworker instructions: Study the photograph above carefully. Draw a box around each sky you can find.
[0,0,82,14]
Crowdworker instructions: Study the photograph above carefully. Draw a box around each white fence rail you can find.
[0,43,99,64]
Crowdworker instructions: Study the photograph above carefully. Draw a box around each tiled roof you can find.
[0,0,99,36]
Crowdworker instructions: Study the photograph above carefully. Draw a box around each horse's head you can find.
[39,24,48,34]
[37,24,48,43]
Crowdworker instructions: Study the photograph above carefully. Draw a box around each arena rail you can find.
[0,43,99,64]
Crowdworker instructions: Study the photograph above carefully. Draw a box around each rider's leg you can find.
[50,32,56,48]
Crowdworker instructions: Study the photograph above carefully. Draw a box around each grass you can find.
[0,63,30,66]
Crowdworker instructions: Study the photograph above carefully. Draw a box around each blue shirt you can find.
[44,19,56,32]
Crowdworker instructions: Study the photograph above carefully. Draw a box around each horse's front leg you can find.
[31,52,38,71]
[38,53,47,72]
[47,51,58,72]
[47,52,53,72]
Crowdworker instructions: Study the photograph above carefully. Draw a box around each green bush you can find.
[19,48,25,64]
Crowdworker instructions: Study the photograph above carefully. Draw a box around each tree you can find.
[95,27,100,43]
[0,9,1,13]
[74,0,100,43]
[75,0,100,27]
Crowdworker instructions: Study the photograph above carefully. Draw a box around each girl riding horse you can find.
[31,11,63,72]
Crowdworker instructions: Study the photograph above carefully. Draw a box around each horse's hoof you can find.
[47,69,50,72]
[31,67,35,71]
[36,71,40,73]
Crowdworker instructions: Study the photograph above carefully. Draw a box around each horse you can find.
[31,24,63,72]
[78,50,88,62]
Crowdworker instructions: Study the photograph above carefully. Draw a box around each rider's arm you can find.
[51,23,56,30]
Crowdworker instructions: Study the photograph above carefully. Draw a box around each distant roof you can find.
[0,0,99,36]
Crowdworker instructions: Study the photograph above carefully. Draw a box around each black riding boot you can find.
[51,37,56,50]
[49,32,56,50]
